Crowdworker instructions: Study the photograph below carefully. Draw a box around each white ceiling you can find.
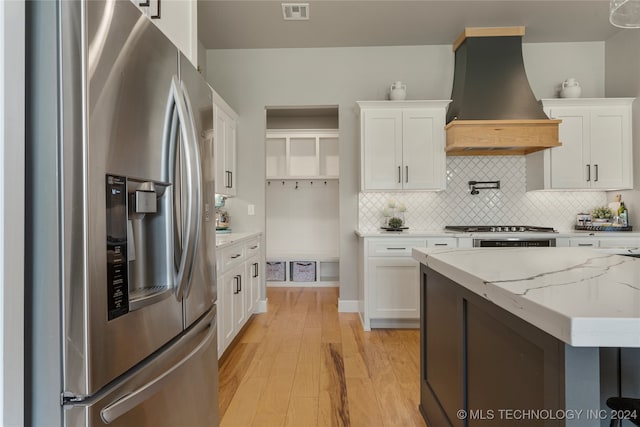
[197,1,623,50]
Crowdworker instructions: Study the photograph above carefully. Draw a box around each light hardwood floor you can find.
[218,287,426,427]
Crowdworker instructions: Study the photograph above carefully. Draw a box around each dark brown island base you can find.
[419,265,630,427]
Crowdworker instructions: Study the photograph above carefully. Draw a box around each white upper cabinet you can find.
[214,101,238,197]
[131,0,197,66]
[358,101,450,191]
[527,98,634,191]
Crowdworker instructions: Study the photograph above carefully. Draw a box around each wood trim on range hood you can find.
[445,119,562,156]
[446,27,562,156]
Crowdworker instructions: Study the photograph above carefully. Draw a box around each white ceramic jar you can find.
[560,78,582,98]
[389,81,407,100]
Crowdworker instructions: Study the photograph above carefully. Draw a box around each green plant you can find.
[388,217,404,228]
[591,206,613,219]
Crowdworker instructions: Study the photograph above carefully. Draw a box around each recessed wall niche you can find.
[265,106,340,286]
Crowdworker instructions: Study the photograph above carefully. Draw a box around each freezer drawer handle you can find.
[100,311,216,424]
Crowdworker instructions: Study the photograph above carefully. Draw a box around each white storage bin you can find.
[266,261,286,281]
[290,261,316,282]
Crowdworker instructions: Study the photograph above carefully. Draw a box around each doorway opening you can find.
[264,106,340,288]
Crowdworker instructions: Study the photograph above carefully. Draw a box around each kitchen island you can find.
[413,247,640,427]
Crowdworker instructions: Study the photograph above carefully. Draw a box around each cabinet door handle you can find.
[233,276,239,294]
[230,171,233,188]
[405,166,409,183]
[398,166,401,184]
[586,164,590,182]
[594,164,598,182]
[386,247,406,250]
[225,171,232,188]
[253,263,259,278]
[238,275,242,292]
[138,0,150,6]
[150,0,161,19]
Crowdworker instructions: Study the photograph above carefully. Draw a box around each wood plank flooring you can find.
[218,287,426,427]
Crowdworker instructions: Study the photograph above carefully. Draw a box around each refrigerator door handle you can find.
[99,309,216,424]
[167,76,199,302]
[176,81,202,301]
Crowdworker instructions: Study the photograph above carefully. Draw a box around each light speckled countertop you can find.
[356,229,640,238]
[215,231,261,249]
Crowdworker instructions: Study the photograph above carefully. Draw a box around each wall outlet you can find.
[248,204,255,215]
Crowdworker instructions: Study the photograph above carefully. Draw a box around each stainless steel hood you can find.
[446,27,561,156]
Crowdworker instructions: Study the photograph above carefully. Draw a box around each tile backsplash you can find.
[359,156,606,232]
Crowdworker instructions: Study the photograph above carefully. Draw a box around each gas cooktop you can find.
[445,225,557,233]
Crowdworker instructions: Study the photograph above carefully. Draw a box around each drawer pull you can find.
[577,243,594,247]
[386,247,406,250]
[230,254,242,259]
[249,245,258,250]
[434,243,448,246]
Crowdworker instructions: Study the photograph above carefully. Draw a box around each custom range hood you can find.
[446,27,561,156]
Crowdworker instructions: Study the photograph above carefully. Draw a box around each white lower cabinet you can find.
[359,236,456,331]
[569,237,599,247]
[367,257,420,319]
[217,234,263,358]
[219,269,236,356]
[569,236,640,248]
[246,255,261,317]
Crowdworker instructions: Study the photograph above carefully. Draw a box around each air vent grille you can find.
[282,3,309,20]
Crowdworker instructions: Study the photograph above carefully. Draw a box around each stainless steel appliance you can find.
[444,225,557,247]
[472,238,556,247]
[26,1,218,426]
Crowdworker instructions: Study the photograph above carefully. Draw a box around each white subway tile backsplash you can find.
[359,156,606,232]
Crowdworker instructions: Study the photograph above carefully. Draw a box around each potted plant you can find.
[591,206,613,223]
[382,200,407,230]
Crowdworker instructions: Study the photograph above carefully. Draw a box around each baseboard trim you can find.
[369,318,419,329]
[256,299,268,313]
[338,299,359,313]
[266,282,338,288]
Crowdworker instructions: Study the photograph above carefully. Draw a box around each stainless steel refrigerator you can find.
[26,1,219,426]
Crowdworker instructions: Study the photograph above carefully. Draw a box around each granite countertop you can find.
[215,231,261,249]
[413,246,640,347]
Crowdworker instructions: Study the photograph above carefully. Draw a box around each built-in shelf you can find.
[266,253,339,287]
[266,129,339,179]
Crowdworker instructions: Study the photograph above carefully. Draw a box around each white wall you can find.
[605,30,640,225]
[205,42,605,301]
[0,1,24,425]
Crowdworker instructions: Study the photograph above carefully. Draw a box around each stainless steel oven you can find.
[473,238,557,247]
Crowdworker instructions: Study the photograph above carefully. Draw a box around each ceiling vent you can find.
[282,3,309,20]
